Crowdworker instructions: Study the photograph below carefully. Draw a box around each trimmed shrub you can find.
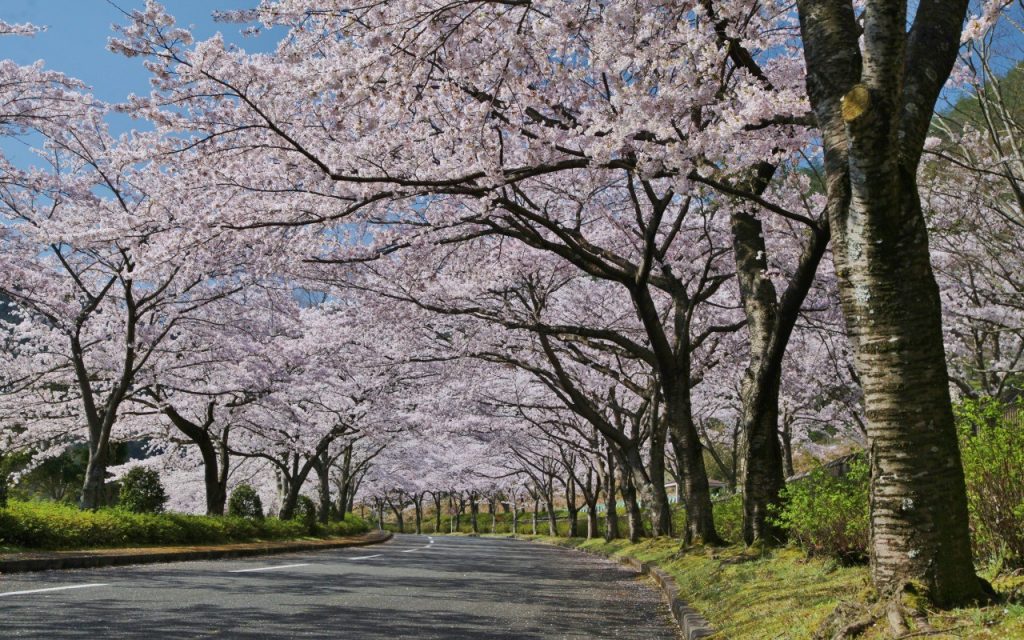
[957,397,1024,567]
[0,500,314,550]
[771,458,869,563]
[118,467,168,514]
[335,512,371,536]
[294,495,317,534]
[228,485,264,520]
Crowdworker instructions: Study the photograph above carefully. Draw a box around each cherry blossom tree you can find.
[0,117,248,508]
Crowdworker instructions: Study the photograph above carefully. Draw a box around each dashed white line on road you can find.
[349,554,381,560]
[401,548,425,553]
[0,583,109,597]
[229,563,311,573]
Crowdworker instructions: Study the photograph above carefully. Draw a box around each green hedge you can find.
[322,513,370,537]
[0,500,370,550]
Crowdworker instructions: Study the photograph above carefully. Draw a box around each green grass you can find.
[493,534,1024,639]
[0,500,370,551]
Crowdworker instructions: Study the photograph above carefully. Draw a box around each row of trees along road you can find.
[0,0,1022,621]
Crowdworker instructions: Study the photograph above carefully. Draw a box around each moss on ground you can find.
[490,534,1024,639]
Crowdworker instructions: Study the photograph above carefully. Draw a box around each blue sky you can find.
[0,2,280,164]
[0,1,276,104]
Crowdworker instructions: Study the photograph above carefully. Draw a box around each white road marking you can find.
[229,563,311,573]
[401,547,424,553]
[0,583,108,597]
[348,554,381,560]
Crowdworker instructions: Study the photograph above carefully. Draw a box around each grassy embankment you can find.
[484,534,1024,640]
[0,499,371,553]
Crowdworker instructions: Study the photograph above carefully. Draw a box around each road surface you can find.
[0,534,677,639]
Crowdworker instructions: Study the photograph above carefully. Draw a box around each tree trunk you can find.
[837,180,980,604]
[736,363,786,545]
[470,493,479,534]
[215,433,230,515]
[731,200,829,545]
[604,451,620,541]
[531,496,539,535]
[796,0,984,605]
[646,421,673,537]
[336,480,350,520]
[665,391,721,545]
[545,490,558,537]
[335,445,353,518]
[565,475,578,538]
[195,430,227,516]
[781,416,796,478]
[72,332,122,511]
[621,474,643,543]
[201,445,227,516]
[433,493,443,533]
[390,501,405,533]
[315,454,331,524]
[80,444,109,510]
[629,283,718,544]
[454,496,463,532]
[730,204,788,546]
[279,483,301,520]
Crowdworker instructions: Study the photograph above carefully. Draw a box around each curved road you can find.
[0,534,677,639]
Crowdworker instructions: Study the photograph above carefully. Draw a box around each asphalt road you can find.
[0,534,677,639]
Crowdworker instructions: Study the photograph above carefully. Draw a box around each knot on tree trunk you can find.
[841,84,871,123]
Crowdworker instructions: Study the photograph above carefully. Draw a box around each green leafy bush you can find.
[294,495,317,534]
[713,494,744,544]
[227,484,264,520]
[117,467,168,514]
[333,514,370,532]
[957,397,1024,567]
[771,458,869,563]
[0,472,8,509]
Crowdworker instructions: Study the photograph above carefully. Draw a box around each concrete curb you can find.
[0,530,393,574]
[506,535,718,639]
